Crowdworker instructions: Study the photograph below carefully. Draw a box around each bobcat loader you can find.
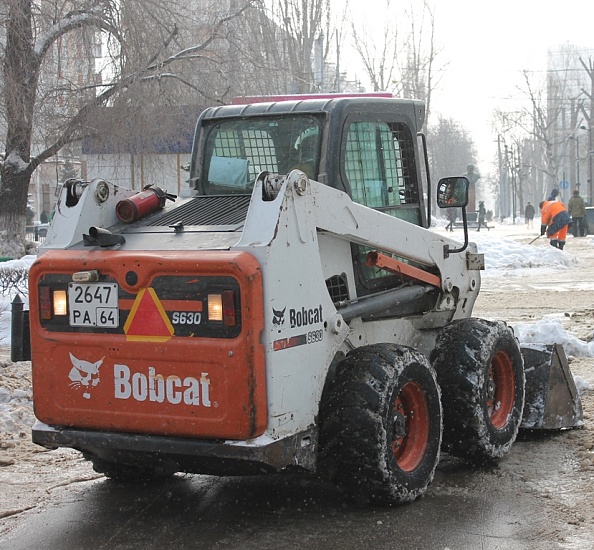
[25,95,582,505]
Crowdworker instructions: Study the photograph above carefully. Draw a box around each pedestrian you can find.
[476,201,487,231]
[445,208,456,232]
[524,202,535,229]
[567,189,587,237]
[539,195,571,249]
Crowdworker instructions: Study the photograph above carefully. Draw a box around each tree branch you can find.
[34,9,120,59]
[28,0,255,173]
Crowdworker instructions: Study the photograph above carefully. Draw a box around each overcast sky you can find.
[347,0,594,175]
[429,0,594,174]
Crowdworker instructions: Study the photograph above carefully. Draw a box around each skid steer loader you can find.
[24,95,582,505]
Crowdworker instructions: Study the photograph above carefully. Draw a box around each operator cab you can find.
[190,96,427,229]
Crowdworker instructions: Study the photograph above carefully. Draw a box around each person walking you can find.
[476,201,487,231]
[540,195,571,249]
[525,202,535,229]
[445,208,456,232]
[567,189,587,237]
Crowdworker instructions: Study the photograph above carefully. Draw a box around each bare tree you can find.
[398,0,440,124]
[427,115,477,180]
[350,0,440,127]
[351,0,399,93]
[0,0,256,257]
[578,56,594,203]
[265,0,334,93]
[493,56,587,210]
[427,115,476,217]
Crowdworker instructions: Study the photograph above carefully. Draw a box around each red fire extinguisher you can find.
[116,186,176,223]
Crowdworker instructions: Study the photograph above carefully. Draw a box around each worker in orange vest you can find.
[539,189,571,249]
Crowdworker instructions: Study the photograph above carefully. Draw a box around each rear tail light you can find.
[39,286,52,320]
[207,290,237,327]
[207,293,222,321]
[222,290,237,327]
[53,290,67,316]
[39,286,68,319]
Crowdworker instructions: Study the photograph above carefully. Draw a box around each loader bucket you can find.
[521,343,583,430]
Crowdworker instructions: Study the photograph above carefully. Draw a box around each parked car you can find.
[584,207,594,235]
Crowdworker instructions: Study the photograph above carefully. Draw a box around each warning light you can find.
[207,291,237,326]
[207,294,223,322]
[53,290,67,316]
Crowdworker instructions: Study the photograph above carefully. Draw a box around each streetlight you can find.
[580,125,593,205]
[577,135,580,190]
[568,134,580,199]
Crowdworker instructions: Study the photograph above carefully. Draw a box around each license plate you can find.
[68,283,119,328]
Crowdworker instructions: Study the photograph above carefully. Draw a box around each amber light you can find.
[207,291,237,326]
[207,294,223,322]
[53,290,67,316]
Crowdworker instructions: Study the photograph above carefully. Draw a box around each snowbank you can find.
[514,319,594,358]
[0,255,35,346]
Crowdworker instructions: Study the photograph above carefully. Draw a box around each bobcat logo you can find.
[272,307,286,333]
[68,353,104,399]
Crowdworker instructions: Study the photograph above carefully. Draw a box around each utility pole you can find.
[581,125,593,204]
[577,135,581,191]
[578,56,594,204]
[506,145,517,223]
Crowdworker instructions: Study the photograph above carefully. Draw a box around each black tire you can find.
[87,455,176,482]
[430,318,525,461]
[319,344,442,505]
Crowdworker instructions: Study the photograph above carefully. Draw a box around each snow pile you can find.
[472,233,579,272]
[513,319,594,395]
[0,255,34,346]
[0,359,35,444]
[0,255,36,272]
[0,302,11,347]
[575,376,593,394]
[514,319,594,358]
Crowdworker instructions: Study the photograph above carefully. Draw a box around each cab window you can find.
[345,121,420,225]
[344,120,429,293]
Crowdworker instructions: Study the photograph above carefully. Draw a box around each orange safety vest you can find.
[541,200,567,225]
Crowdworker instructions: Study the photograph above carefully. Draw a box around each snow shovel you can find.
[528,234,542,245]
[520,343,583,430]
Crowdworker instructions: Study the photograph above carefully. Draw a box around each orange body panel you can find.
[29,250,267,440]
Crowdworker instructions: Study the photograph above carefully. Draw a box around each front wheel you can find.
[430,318,525,461]
[319,344,442,505]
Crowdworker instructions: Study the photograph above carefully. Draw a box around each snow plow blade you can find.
[521,343,583,430]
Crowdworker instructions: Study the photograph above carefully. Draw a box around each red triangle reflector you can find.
[124,288,174,342]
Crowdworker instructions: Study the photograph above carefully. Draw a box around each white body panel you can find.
[234,171,480,438]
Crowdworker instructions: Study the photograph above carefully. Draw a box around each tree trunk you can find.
[1,0,38,258]
[0,170,31,258]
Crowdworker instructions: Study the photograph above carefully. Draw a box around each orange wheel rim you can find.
[486,350,515,429]
[391,381,430,472]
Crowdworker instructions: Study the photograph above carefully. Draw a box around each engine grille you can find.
[135,195,251,228]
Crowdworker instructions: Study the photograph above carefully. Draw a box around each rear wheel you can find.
[430,318,525,461]
[319,344,442,505]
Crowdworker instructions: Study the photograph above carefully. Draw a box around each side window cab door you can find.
[338,108,428,298]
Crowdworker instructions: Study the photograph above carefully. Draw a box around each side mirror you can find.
[437,177,469,209]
